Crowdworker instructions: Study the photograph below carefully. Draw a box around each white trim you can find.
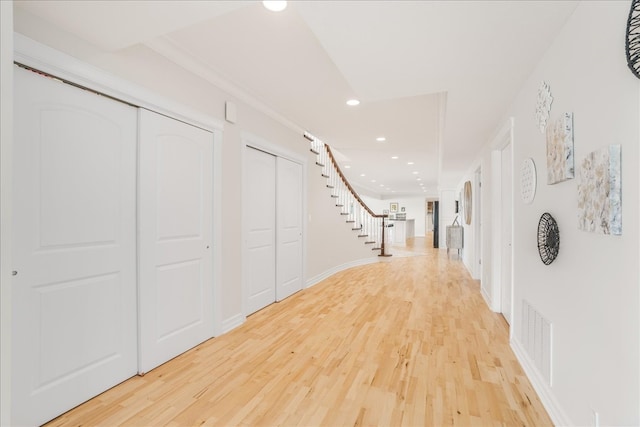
[14,33,224,134]
[305,257,380,289]
[212,128,224,337]
[220,313,246,335]
[511,337,573,427]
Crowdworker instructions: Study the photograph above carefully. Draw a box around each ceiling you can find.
[13,0,579,198]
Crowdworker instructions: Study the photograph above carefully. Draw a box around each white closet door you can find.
[138,109,214,373]
[245,147,276,315]
[12,66,138,426]
[276,157,303,301]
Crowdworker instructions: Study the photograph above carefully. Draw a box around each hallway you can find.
[46,240,552,426]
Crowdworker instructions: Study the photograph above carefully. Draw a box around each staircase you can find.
[305,132,391,257]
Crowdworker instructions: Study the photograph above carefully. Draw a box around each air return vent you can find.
[521,300,553,386]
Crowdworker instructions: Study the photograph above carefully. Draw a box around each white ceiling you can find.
[14,0,579,198]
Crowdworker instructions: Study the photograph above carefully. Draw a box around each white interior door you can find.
[12,66,138,426]
[276,157,303,301]
[138,109,214,373]
[501,143,513,324]
[245,147,276,315]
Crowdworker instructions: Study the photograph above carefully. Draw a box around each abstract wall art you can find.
[535,81,553,133]
[577,145,622,235]
[546,112,574,184]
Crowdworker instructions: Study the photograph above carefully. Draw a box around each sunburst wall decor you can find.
[626,0,640,79]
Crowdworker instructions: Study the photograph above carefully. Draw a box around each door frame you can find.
[241,132,307,318]
[11,37,225,335]
[490,119,515,335]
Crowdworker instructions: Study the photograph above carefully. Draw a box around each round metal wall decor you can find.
[463,181,472,225]
[537,213,560,265]
[520,158,537,205]
[626,0,640,79]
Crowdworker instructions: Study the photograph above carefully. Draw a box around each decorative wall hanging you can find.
[626,0,640,79]
[390,202,399,213]
[546,112,574,184]
[537,213,560,265]
[520,158,537,204]
[577,145,622,235]
[535,81,553,134]
[463,181,472,225]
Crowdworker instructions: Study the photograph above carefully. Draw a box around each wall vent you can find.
[521,300,553,386]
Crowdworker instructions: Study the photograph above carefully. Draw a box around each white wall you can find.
[0,2,13,424]
[461,2,640,425]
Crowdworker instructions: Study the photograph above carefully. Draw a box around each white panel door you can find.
[276,157,303,301]
[138,109,214,373]
[501,143,513,324]
[12,66,138,426]
[245,147,276,315]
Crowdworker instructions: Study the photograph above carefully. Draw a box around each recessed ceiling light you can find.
[379,184,385,187]
[360,173,366,177]
[263,1,287,12]
[344,165,351,169]
[346,99,360,106]
[371,179,376,183]
[407,161,414,165]
[416,178,422,181]
[376,137,386,142]
[412,171,419,175]
[391,156,399,160]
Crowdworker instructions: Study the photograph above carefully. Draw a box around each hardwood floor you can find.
[46,237,552,426]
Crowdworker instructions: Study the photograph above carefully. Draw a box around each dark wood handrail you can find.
[324,145,387,219]
[305,133,391,256]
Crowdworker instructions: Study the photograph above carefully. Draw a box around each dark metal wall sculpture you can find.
[537,213,560,265]
[627,0,640,79]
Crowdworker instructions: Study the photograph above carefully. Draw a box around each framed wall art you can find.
[390,202,399,213]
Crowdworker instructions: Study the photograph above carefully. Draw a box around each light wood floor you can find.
[46,237,553,426]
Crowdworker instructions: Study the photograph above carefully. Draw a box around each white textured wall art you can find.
[577,145,622,235]
[520,158,537,204]
[535,81,553,133]
[546,112,574,184]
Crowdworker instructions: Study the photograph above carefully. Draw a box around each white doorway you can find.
[137,109,215,374]
[244,144,304,316]
[500,142,513,324]
[474,168,483,280]
[12,66,138,426]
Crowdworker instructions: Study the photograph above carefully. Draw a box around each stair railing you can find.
[305,132,391,257]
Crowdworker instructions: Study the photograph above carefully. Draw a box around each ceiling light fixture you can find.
[360,173,366,177]
[416,178,422,181]
[344,165,351,169]
[371,179,376,183]
[391,156,399,160]
[346,99,360,106]
[263,1,287,12]
[407,161,414,165]
[376,137,386,142]
[412,171,419,175]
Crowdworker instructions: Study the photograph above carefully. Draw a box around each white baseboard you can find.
[306,257,380,288]
[480,285,493,311]
[511,337,573,426]
[219,313,245,335]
